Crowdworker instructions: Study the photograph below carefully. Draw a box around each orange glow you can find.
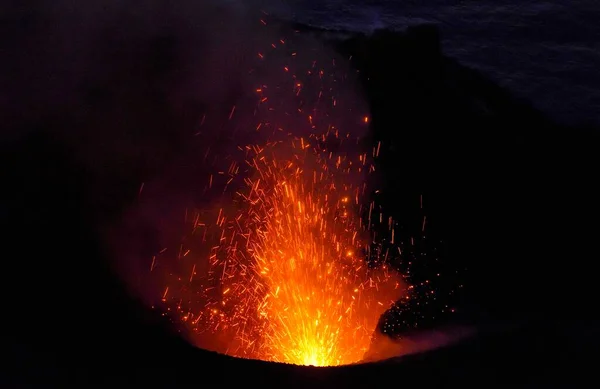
[158,18,404,367]
[173,140,403,366]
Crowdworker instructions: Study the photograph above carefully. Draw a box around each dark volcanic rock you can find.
[334,23,599,317]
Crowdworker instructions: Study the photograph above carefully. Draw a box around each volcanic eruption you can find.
[120,14,408,367]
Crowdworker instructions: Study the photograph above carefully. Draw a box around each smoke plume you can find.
[3,1,369,306]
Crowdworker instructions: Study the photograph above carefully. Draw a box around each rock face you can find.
[4,11,599,388]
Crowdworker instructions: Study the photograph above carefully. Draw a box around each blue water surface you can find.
[259,0,600,125]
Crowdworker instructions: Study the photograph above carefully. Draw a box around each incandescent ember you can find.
[155,15,407,367]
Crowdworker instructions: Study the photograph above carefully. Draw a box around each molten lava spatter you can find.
[212,146,400,365]
[156,16,404,366]
[169,141,402,366]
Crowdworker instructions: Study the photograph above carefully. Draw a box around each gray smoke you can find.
[364,326,475,362]
[2,1,369,305]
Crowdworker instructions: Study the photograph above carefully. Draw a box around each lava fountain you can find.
[145,16,405,367]
[170,143,403,366]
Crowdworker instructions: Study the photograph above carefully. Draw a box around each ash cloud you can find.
[2,1,370,311]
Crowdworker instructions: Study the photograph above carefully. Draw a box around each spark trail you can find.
[156,16,405,366]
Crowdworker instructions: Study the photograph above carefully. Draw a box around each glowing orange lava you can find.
[166,137,403,366]
[207,143,401,366]
[158,17,404,367]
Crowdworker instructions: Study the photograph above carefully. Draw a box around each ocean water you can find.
[259,0,600,126]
